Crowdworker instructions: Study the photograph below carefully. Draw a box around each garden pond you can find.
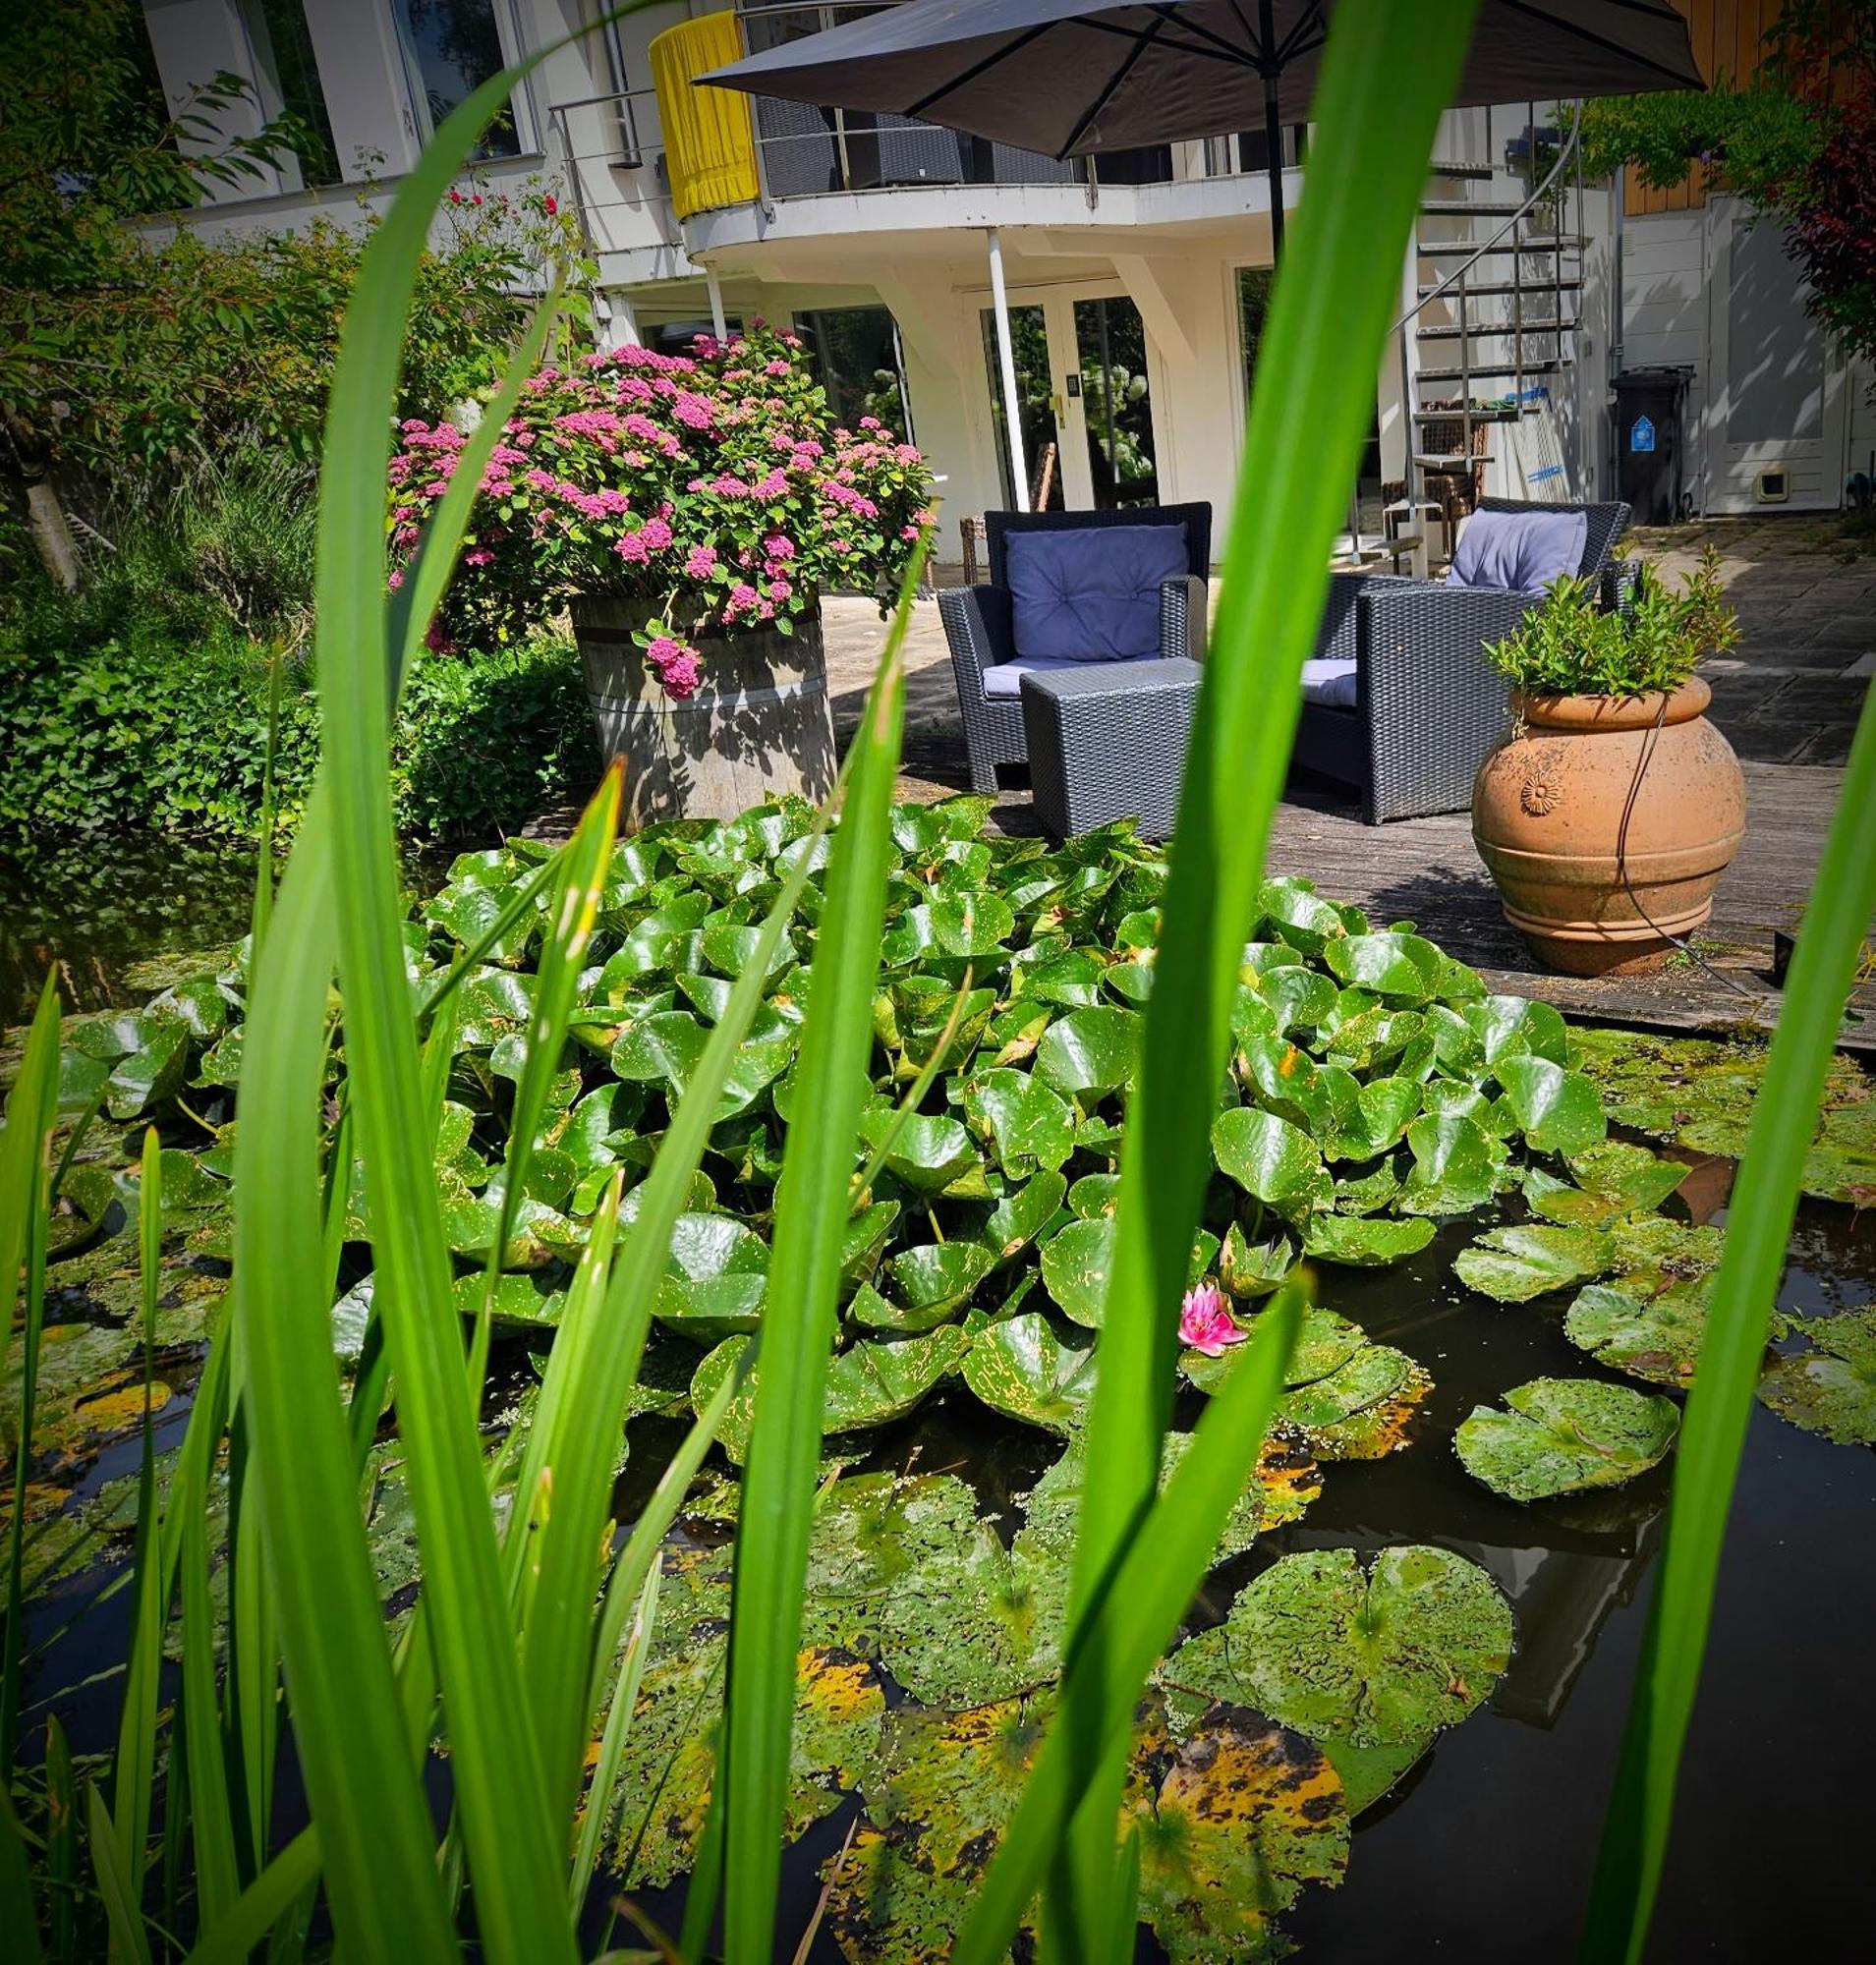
[6,798,1874,1960]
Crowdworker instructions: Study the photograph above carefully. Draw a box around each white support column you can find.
[704,264,729,341]
[986,228,1029,510]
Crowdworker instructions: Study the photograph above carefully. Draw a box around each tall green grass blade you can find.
[252,649,285,955]
[0,1782,43,1963]
[309,63,589,1962]
[1045,3,1480,1949]
[417,850,562,1020]
[719,543,922,1962]
[852,966,974,1201]
[1582,687,1876,1961]
[45,1715,77,1961]
[110,1129,167,1904]
[86,1785,151,1965]
[180,1474,239,1927]
[570,1551,662,1913]
[388,283,565,684]
[469,766,620,1392]
[184,1827,320,1965]
[232,819,456,1960]
[2,974,59,1778]
[226,1420,278,1879]
[955,1290,1303,1965]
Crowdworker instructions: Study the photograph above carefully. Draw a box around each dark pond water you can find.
[10,845,1873,1961]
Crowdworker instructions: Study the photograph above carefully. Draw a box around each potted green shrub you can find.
[1472,550,1746,975]
[387,320,933,825]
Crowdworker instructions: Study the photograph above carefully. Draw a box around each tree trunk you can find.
[25,478,83,591]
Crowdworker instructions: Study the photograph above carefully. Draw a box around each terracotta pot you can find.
[571,597,835,828]
[1471,678,1745,977]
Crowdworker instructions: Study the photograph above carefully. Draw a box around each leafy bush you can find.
[0,562,594,841]
[1485,550,1739,699]
[390,322,934,693]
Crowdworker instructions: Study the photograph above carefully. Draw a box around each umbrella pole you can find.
[1260,0,1285,256]
[986,228,1030,508]
[704,265,729,342]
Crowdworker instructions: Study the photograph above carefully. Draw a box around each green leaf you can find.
[1321,930,1442,1002]
[1455,1376,1680,1501]
[962,1069,1076,1174]
[1165,1544,1512,1751]
[1521,1142,1689,1227]
[1039,1216,1115,1328]
[857,1107,981,1194]
[960,1312,1099,1433]
[1397,1112,1498,1215]
[1756,1310,1876,1446]
[1211,1106,1325,1217]
[1465,993,1570,1067]
[1565,1282,1712,1388]
[654,1212,769,1342]
[980,1172,1069,1264]
[1455,1223,1617,1303]
[1034,1005,1140,1102]
[1495,1054,1608,1153]
[1301,1213,1435,1266]
[857,1242,995,1331]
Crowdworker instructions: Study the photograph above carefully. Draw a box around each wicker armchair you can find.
[1293,496,1631,824]
[938,504,1212,793]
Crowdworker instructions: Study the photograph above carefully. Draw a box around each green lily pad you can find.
[1455,1224,1617,1304]
[1212,1107,1325,1218]
[449,1270,567,1328]
[960,1312,1098,1433]
[961,1068,1075,1174]
[1277,1343,1431,1461]
[1015,1430,1272,1566]
[1398,1112,1499,1215]
[1301,1214,1435,1267]
[857,1108,984,1195]
[875,1523,1068,1706]
[1322,930,1442,1003]
[979,1172,1067,1264]
[1455,1376,1680,1501]
[654,1212,770,1342]
[1163,1545,1512,1751]
[1039,1215,1113,1327]
[1563,1282,1712,1388]
[1466,994,1569,1067]
[1066,1172,1122,1219]
[857,1242,994,1331]
[824,1327,971,1432]
[1220,1222,1296,1299]
[1034,1004,1140,1102]
[1521,1141,1689,1227]
[1326,1076,1421,1161]
[1756,1311,1876,1446]
[1494,1054,1608,1154]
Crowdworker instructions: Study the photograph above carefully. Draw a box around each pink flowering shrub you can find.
[386,320,934,697]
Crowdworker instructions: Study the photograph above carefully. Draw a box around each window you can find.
[389,0,522,159]
[245,0,340,187]
[795,308,912,442]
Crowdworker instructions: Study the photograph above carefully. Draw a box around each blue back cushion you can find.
[1447,507,1588,594]
[1006,523,1187,663]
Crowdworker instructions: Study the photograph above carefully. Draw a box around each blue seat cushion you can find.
[983,653,1124,700]
[1446,507,1588,594]
[1005,523,1187,663]
[1300,657,1359,708]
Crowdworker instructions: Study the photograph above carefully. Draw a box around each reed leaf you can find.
[1,974,59,1778]
[955,1290,1304,1965]
[0,1783,42,1963]
[570,1552,663,1913]
[1045,0,1481,1948]
[233,822,455,1960]
[184,1828,320,1965]
[86,1785,151,1965]
[1582,689,1876,1960]
[719,544,922,1961]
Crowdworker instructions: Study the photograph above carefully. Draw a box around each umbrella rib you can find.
[1077,17,1259,68]
[903,21,1062,123]
[1491,0,1708,87]
[1059,11,1171,156]
[1273,7,1329,67]
[1140,7,1264,69]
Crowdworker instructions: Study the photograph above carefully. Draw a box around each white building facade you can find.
[137,0,1871,553]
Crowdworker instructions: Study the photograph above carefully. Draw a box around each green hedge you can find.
[0,603,596,843]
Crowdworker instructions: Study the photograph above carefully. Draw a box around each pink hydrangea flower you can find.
[646,635,702,698]
[464,547,495,567]
[1178,1284,1244,1358]
[671,391,716,430]
[684,543,718,580]
[638,516,674,552]
[763,533,796,561]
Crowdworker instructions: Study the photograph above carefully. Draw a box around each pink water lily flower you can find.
[1178,1282,1245,1357]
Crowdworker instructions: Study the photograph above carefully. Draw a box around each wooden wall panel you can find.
[1622,0,1783,215]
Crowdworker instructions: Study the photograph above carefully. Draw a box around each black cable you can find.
[1613,688,1763,1002]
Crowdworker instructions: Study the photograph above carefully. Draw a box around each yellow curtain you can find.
[650,13,760,220]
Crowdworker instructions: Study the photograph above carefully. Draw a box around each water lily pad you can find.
[654,1213,768,1343]
[1322,931,1442,1003]
[1494,1055,1608,1154]
[875,1523,1068,1706]
[449,1269,567,1329]
[1212,1107,1324,1219]
[1563,1282,1712,1387]
[1035,1005,1140,1102]
[610,1010,794,1118]
[1326,1076,1421,1161]
[961,1068,1075,1174]
[1164,1545,1512,1752]
[1039,1215,1113,1326]
[1220,1222,1296,1299]
[960,1312,1097,1433]
[1455,1377,1680,1501]
[857,1243,994,1331]
[1521,1142,1689,1228]
[1398,1112,1499,1215]
[1066,1172,1122,1218]
[1015,1430,1272,1565]
[1455,1224,1616,1304]
[857,1108,984,1196]
[978,1172,1067,1264]
[1302,1214,1435,1267]
[1757,1311,1876,1446]
[1136,1708,1350,1965]
[1466,994,1569,1067]
[1277,1343,1431,1461]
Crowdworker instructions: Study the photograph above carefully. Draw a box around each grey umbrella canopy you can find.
[706,0,1701,246]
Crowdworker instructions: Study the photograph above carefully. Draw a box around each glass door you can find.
[979,304,1064,510]
[1072,296,1159,509]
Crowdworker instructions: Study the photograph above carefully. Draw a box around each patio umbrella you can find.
[704,0,1701,251]
[704,0,1699,511]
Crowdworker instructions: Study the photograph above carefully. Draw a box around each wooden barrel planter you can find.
[571,596,837,828]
